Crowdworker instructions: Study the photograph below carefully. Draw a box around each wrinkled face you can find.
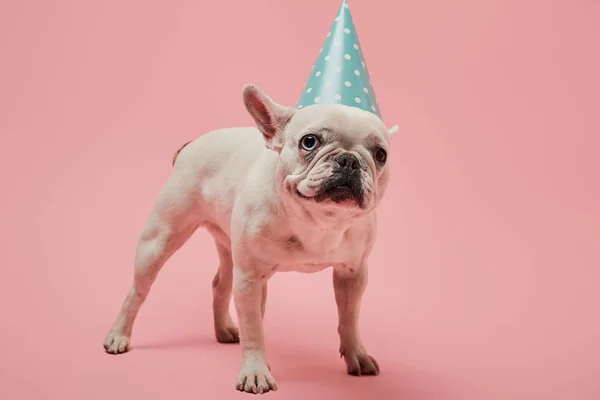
[242,84,394,216]
[278,105,391,213]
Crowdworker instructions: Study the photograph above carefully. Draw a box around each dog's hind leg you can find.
[210,233,239,343]
[103,170,200,354]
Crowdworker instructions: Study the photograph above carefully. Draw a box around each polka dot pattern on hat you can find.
[295,0,381,119]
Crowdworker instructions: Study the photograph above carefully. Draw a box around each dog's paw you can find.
[235,362,277,394]
[341,349,380,376]
[215,325,240,344]
[103,331,131,354]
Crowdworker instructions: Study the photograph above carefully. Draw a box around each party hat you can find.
[296,0,382,119]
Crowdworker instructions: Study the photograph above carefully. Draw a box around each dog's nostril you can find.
[335,153,360,170]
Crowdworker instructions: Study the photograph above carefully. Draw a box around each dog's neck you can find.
[275,190,374,255]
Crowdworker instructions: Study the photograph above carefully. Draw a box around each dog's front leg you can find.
[333,265,380,376]
[233,267,276,394]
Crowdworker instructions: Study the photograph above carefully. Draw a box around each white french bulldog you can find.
[103,84,397,394]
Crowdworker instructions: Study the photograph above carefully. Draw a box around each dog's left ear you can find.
[243,84,296,152]
[388,124,399,138]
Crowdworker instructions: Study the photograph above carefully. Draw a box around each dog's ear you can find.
[388,124,399,138]
[243,84,296,152]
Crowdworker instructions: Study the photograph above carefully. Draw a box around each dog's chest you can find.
[260,226,368,273]
[274,262,334,273]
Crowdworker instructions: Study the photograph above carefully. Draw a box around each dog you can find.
[103,84,397,394]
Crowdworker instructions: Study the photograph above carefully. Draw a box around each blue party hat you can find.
[296,0,382,119]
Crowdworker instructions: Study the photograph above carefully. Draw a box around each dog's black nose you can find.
[335,153,360,170]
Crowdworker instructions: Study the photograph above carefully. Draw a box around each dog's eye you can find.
[300,135,320,151]
[374,147,387,164]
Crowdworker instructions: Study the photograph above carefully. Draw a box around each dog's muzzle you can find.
[314,153,364,206]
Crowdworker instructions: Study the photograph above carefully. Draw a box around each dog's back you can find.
[172,127,264,169]
[170,127,272,230]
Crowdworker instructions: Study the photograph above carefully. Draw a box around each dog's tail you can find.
[172,140,193,166]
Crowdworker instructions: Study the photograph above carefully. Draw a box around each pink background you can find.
[1,0,599,399]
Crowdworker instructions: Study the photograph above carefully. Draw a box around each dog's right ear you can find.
[243,84,296,152]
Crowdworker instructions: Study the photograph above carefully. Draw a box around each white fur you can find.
[104,84,395,394]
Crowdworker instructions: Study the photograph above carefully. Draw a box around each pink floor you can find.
[1,1,599,399]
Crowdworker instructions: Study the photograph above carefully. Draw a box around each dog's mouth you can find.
[296,177,364,208]
[315,185,358,203]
